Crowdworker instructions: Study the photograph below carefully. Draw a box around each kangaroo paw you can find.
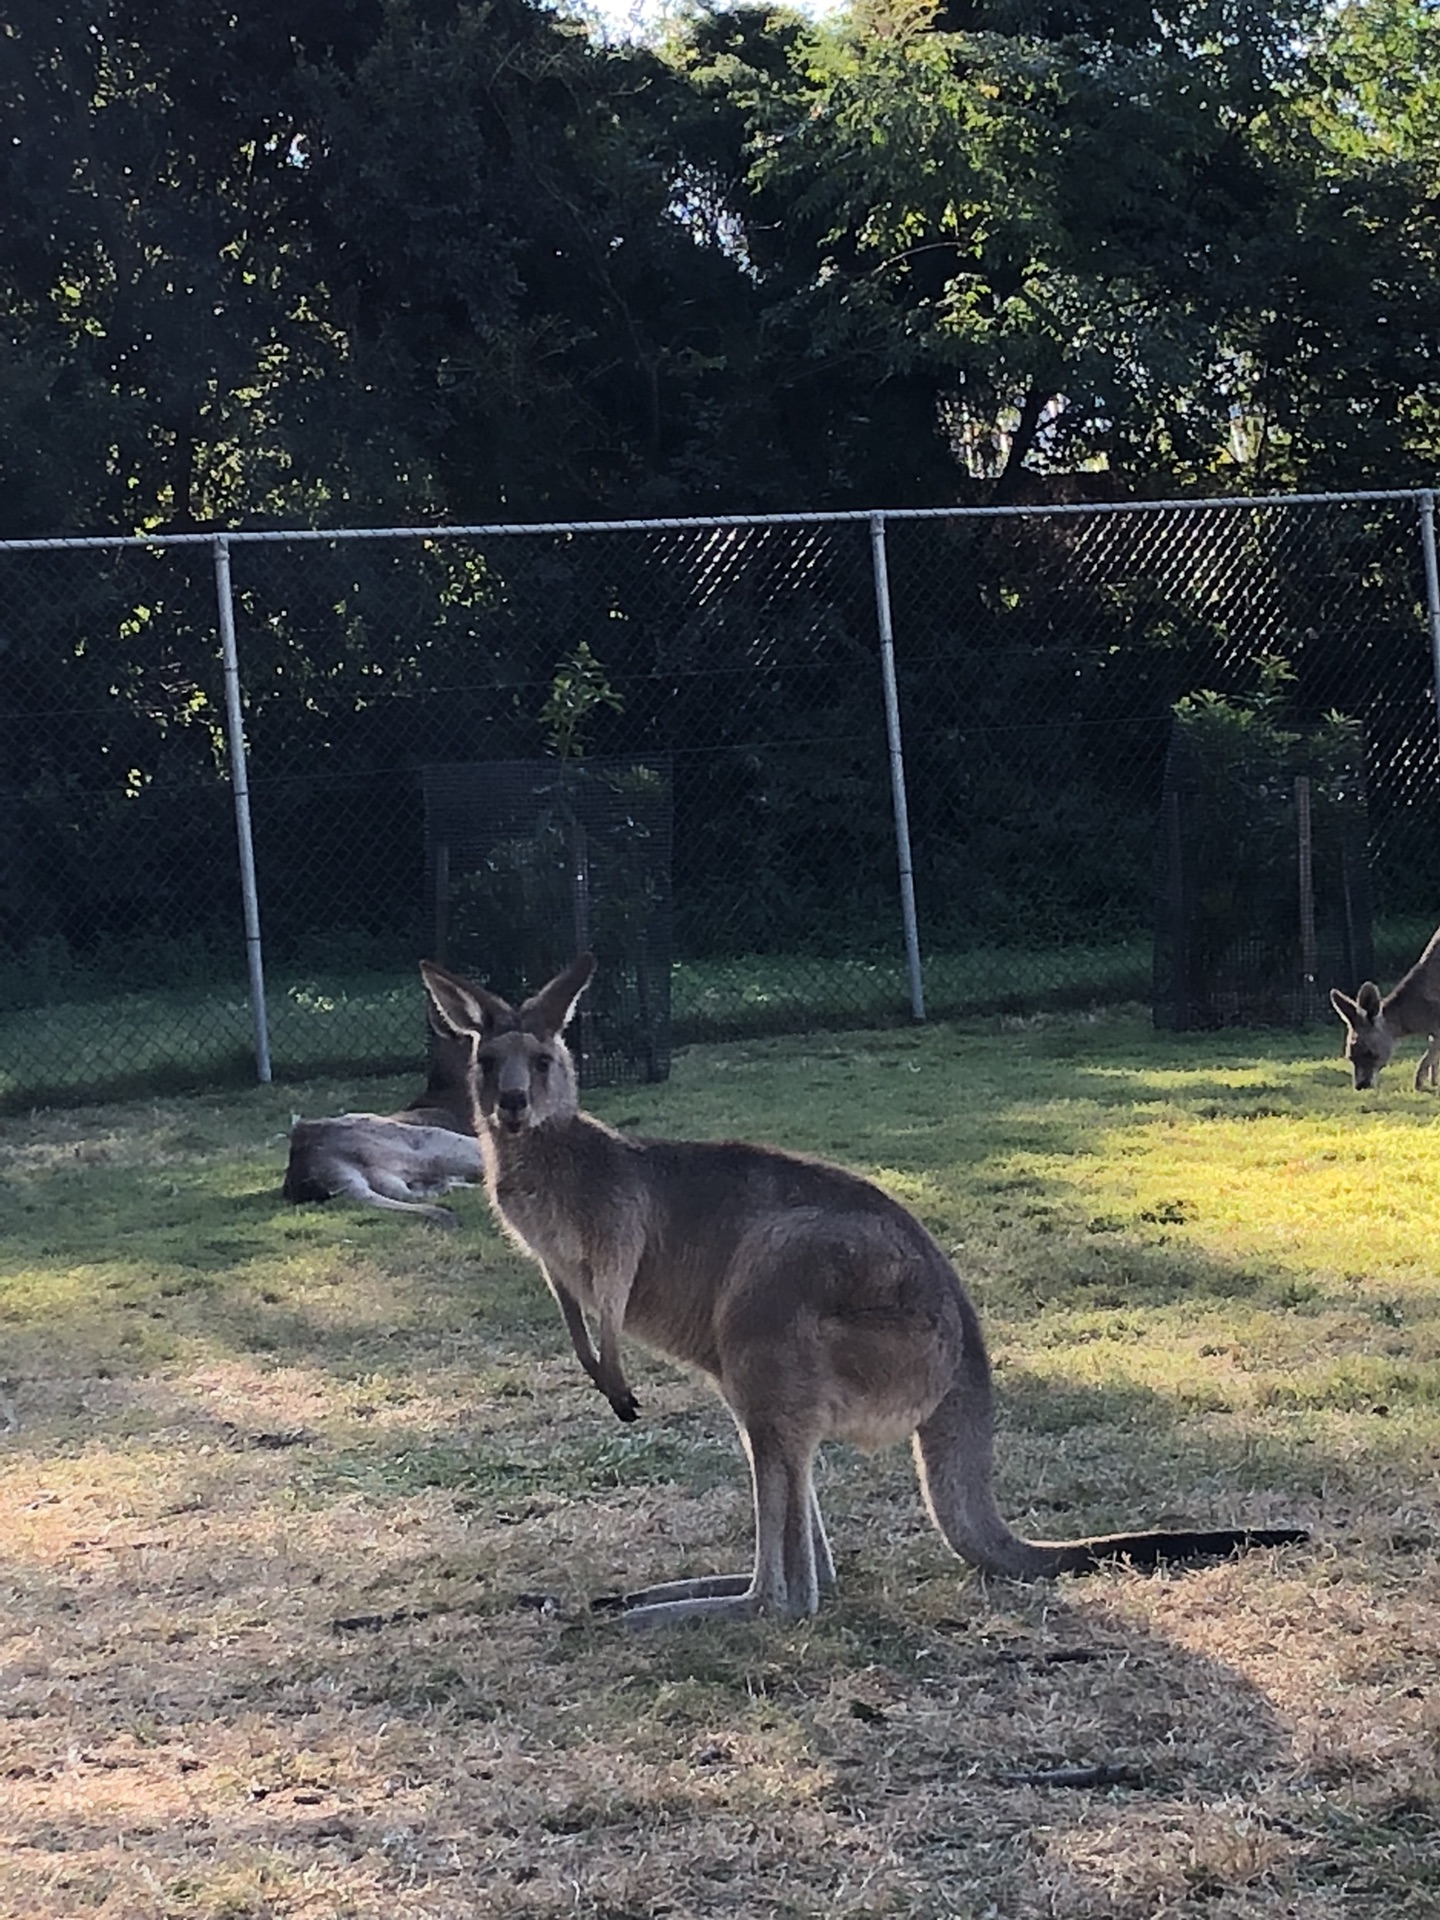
[608,1390,640,1423]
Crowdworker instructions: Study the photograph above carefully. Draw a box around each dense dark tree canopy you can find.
[0,0,1436,534]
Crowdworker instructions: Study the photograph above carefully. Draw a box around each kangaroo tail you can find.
[912,1299,1307,1577]
[999,1524,1310,1575]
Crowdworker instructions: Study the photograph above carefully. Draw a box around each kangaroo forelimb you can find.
[553,1281,640,1421]
[595,1311,640,1423]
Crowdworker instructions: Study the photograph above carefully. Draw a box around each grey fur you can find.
[423,954,1305,1625]
[282,1014,482,1226]
[1330,925,1440,1090]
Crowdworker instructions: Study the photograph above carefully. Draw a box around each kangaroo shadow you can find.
[0,1511,1329,1918]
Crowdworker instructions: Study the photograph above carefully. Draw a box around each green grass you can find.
[5,916,1433,1110]
[6,917,1432,1110]
[0,940,1156,1108]
[2,1008,1440,1917]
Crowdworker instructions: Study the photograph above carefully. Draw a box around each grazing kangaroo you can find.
[1330,926,1440,1091]
[282,1014,483,1227]
[421,954,1305,1626]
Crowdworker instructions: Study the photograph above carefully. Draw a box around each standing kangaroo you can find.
[1330,925,1440,1091]
[282,1013,482,1226]
[422,955,1305,1626]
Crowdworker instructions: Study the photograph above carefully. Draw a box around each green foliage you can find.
[539,641,626,760]
[2,0,1438,526]
[1171,652,1365,808]
[5,0,1440,1059]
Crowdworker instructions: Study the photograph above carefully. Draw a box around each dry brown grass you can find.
[2,1015,1439,1918]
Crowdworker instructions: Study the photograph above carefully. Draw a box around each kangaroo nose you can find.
[497,1088,528,1115]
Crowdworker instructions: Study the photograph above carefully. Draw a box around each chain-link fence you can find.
[3,492,1439,1106]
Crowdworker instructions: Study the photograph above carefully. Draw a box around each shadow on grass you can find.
[0,1178,1339,1553]
[0,1531,1350,1920]
[0,1051,1426,1424]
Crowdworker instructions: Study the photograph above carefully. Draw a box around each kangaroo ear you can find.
[1356,981,1383,1020]
[421,961,515,1037]
[523,953,596,1036]
[1330,987,1359,1027]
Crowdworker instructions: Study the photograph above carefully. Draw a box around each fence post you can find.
[1421,491,1440,750]
[1295,774,1317,1023]
[869,514,925,1020]
[213,536,272,1083]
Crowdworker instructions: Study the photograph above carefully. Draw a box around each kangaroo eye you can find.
[533,1054,551,1075]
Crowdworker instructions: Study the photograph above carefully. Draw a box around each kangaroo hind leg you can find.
[609,1423,825,1629]
[599,1487,833,1620]
[331,1165,459,1227]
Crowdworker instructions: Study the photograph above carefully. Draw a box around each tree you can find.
[688,0,1329,498]
[654,0,1440,500]
[2,0,1438,529]
[287,0,803,519]
[0,0,398,534]
[1226,0,1440,487]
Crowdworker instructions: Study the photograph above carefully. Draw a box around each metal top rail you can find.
[0,487,1433,555]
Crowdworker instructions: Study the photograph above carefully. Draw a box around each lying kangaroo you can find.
[282,1014,482,1227]
[421,954,1305,1626]
[1330,925,1440,1091]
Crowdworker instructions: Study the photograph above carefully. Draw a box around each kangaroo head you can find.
[1330,981,1393,1089]
[421,955,595,1135]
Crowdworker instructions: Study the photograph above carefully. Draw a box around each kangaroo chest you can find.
[483,1129,611,1288]
[488,1170,577,1259]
